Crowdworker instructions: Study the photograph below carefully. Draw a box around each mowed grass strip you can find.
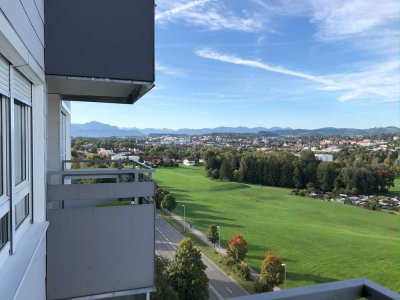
[154,166,400,292]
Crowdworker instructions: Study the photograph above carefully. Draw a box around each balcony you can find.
[46,160,155,299]
[47,159,155,208]
[233,278,400,300]
[45,0,155,104]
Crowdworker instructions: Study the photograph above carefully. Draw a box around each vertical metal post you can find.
[282,263,286,289]
[217,225,221,261]
[182,204,185,232]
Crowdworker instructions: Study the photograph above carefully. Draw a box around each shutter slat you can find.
[13,70,31,105]
[0,55,10,96]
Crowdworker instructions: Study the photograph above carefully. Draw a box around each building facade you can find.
[0,0,155,299]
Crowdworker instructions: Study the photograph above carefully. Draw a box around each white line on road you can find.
[209,284,224,300]
[226,287,233,294]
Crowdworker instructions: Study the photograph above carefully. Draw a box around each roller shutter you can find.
[0,55,10,97]
[13,70,31,105]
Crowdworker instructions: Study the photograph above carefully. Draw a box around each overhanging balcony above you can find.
[45,0,155,104]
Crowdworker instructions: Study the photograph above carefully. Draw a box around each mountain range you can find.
[71,121,399,137]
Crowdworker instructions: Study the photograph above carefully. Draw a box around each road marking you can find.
[209,284,224,300]
[226,287,233,294]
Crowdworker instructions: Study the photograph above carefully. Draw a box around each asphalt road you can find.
[155,214,249,300]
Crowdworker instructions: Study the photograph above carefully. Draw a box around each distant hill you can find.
[71,121,144,137]
[71,121,399,137]
[271,126,400,136]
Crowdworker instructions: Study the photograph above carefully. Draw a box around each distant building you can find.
[315,154,334,162]
[183,159,196,166]
[98,148,114,156]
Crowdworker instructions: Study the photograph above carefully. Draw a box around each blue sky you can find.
[72,0,399,129]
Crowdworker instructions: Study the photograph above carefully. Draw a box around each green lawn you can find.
[154,165,400,292]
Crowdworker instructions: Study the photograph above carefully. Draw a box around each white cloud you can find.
[195,48,399,102]
[155,62,185,76]
[309,0,398,41]
[155,0,264,32]
[155,0,210,22]
[252,0,400,54]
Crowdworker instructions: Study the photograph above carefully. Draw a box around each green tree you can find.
[258,250,284,287]
[227,234,248,262]
[152,255,178,300]
[161,194,177,215]
[207,224,219,251]
[155,188,170,209]
[167,237,209,300]
[317,162,339,192]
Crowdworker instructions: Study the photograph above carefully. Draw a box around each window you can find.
[15,195,29,228]
[0,101,2,195]
[60,112,67,161]
[0,213,9,250]
[14,100,27,185]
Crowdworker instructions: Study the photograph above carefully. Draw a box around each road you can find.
[155,214,249,300]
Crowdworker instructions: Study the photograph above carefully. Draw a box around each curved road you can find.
[155,215,249,300]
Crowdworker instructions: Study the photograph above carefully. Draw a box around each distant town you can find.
[71,130,399,214]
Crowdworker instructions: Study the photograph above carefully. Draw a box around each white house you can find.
[183,159,196,166]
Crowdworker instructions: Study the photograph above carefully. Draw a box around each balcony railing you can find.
[46,159,156,299]
[47,159,155,209]
[232,278,400,300]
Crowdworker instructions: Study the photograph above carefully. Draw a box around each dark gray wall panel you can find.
[47,205,155,299]
[45,0,154,82]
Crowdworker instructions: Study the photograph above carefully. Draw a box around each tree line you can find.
[204,148,397,195]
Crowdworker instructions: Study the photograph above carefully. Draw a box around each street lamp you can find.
[182,205,186,232]
[281,263,286,289]
[217,226,221,260]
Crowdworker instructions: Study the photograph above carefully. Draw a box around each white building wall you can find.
[0,0,44,69]
[0,1,47,299]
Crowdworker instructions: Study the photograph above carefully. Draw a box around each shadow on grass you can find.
[207,183,251,192]
[288,271,337,284]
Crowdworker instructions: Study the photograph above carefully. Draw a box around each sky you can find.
[72,0,400,129]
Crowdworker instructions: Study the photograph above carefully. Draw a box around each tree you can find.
[167,237,209,300]
[207,224,219,251]
[155,188,170,209]
[152,255,178,300]
[161,194,177,215]
[227,234,247,262]
[317,162,339,192]
[258,250,284,287]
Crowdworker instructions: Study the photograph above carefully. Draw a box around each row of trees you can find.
[204,149,396,195]
[207,227,285,292]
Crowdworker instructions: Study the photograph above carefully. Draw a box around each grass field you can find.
[154,166,400,292]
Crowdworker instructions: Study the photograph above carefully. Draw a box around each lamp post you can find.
[281,263,286,289]
[182,205,186,232]
[217,225,221,260]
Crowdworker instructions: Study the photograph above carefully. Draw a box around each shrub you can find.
[254,279,273,293]
[231,262,250,280]
[221,255,237,267]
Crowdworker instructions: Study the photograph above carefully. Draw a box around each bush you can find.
[210,169,220,179]
[221,255,237,267]
[254,279,273,293]
[231,262,250,280]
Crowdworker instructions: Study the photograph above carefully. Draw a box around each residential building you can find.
[183,159,196,166]
[0,0,155,299]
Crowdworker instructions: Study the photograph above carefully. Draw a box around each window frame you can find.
[0,94,10,261]
[10,68,33,249]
